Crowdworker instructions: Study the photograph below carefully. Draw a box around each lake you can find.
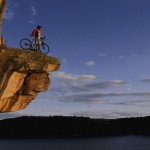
[0,136,150,150]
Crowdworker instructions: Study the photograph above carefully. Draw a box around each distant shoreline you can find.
[0,116,150,138]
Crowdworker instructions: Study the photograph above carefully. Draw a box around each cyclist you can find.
[20,25,49,54]
[32,25,42,51]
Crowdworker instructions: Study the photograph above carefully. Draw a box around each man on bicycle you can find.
[32,25,42,51]
[20,25,49,54]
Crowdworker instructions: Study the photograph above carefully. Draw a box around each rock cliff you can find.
[0,48,60,112]
[0,0,60,112]
[0,0,6,48]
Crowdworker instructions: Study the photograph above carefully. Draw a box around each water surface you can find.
[0,136,150,150]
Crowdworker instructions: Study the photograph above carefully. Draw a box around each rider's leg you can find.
[35,37,41,51]
[36,44,40,51]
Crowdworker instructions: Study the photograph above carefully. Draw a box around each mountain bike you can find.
[20,35,50,54]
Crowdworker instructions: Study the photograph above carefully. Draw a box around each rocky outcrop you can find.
[0,0,60,112]
[0,48,60,112]
[0,0,6,48]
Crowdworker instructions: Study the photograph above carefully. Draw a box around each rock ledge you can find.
[0,48,60,112]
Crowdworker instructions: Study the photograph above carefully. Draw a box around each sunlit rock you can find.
[0,48,60,112]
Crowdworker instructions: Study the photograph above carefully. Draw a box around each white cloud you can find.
[53,72,97,82]
[71,110,144,119]
[30,6,37,16]
[4,1,18,20]
[49,72,142,108]
[98,53,107,57]
[98,53,126,59]
[51,72,127,97]
[119,56,124,59]
[132,54,140,57]
[4,9,14,20]
[0,112,26,120]
[140,77,150,83]
[29,5,37,24]
[62,58,67,63]
[50,72,97,95]
[86,61,95,66]
[29,20,35,24]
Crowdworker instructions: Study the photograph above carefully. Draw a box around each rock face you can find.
[0,48,60,112]
[0,0,60,112]
[0,0,6,48]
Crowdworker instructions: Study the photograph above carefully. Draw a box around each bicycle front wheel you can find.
[40,43,50,54]
[20,39,32,50]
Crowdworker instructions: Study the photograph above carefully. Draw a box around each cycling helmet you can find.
[37,25,42,29]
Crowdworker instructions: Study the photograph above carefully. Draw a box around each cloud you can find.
[29,5,37,24]
[50,72,136,105]
[30,6,37,16]
[4,10,14,20]
[0,112,26,120]
[50,72,128,97]
[4,0,18,20]
[110,99,150,107]
[53,72,97,82]
[98,53,107,57]
[81,80,126,90]
[62,58,67,63]
[51,72,97,94]
[98,52,127,60]
[67,80,127,92]
[59,91,150,103]
[131,54,140,57]
[86,61,95,66]
[29,20,35,24]
[140,77,150,83]
[119,56,124,59]
[59,94,108,103]
[71,110,143,119]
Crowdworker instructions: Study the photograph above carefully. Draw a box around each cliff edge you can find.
[0,0,60,112]
[0,48,60,112]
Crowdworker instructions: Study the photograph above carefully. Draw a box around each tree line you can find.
[0,116,150,138]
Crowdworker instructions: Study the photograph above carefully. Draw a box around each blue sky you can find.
[2,0,150,119]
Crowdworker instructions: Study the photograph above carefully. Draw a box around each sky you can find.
[2,0,150,119]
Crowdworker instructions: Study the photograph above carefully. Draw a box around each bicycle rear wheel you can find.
[39,43,50,54]
[20,38,32,50]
